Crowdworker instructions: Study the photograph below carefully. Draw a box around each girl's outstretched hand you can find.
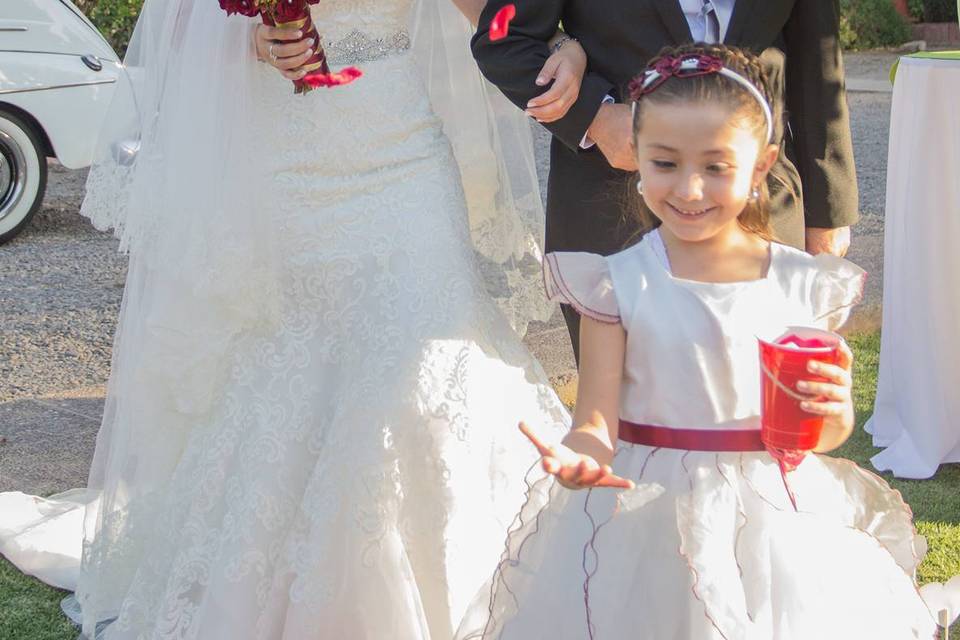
[519,422,634,490]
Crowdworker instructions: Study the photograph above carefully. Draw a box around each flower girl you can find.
[456,44,940,640]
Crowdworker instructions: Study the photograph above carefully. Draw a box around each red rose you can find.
[219,0,260,17]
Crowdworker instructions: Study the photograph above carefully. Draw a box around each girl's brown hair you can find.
[629,43,785,240]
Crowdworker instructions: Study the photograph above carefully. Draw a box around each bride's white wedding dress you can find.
[0,1,569,638]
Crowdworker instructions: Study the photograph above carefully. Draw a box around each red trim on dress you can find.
[543,253,620,324]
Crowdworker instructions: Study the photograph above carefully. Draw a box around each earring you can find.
[636,179,643,195]
[749,186,760,202]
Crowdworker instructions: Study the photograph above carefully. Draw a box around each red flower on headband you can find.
[489,4,517,41]
[628,53,725,101]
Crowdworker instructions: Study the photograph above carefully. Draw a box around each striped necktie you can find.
[703,0,721,43]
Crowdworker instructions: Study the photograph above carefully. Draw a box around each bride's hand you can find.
[519,422,634,490]
[526,36,588,123]
[255,24,316,80]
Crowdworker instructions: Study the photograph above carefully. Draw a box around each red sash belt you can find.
[618,420,764,452]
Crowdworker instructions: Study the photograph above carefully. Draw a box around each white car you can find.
[0,0,128,243]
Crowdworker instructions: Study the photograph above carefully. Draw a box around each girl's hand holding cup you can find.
[519,422,635,490]
[760,328,855,456]
[799,338,855,452]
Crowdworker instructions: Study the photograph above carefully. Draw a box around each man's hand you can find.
[805,226,851,257]
[585,103,637,172]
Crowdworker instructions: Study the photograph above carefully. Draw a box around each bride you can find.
[0,0,586,637]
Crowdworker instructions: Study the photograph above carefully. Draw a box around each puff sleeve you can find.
[543,252,620,324]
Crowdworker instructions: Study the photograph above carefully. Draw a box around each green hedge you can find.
[74,0,143,56]
[908,0,926,19]
[839,0,912,49]
[921,0,959,21]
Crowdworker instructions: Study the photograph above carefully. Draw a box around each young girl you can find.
[455,44,940,639]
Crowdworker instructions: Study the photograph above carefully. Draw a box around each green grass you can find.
[0,557,75,640]
[0,331,957,638]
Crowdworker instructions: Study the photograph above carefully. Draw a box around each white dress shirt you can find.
[679,0,736,44]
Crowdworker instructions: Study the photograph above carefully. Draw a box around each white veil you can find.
[410,0,554,335]
[73,2,283,633]
[0,0,553,635]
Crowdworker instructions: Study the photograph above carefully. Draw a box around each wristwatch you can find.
[551,34,577,55]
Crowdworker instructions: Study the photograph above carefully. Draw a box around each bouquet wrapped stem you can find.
[221,0,362,94]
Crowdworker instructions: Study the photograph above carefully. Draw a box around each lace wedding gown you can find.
[0,1,569,638]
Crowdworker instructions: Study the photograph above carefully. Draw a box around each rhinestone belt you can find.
[324,30,412,66]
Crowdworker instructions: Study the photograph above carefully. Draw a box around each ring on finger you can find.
[269,44,278,61]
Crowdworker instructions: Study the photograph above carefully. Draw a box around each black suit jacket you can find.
[472,0,859,254]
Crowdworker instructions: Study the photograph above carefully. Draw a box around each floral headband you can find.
[627,53,774,143]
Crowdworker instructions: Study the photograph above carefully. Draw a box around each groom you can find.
[473,0,859,358]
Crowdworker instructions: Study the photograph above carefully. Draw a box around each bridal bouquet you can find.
[219,0,362,93]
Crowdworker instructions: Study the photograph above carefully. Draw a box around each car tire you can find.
[0,110,47,244]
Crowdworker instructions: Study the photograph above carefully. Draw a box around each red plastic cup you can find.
[758,327,842,451]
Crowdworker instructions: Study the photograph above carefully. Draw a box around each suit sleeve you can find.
[471,0,615,151]
[782,0,859,229]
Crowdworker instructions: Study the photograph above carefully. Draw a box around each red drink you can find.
[759,327,842,451]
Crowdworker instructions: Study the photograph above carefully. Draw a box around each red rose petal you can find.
[489,4,517,42]
[302,67,363,89]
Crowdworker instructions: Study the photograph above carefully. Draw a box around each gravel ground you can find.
[843,51,898,230]
[0,166,124,404]
[848,92,893,228]
[0,53,895,408]
[843,50,901,82]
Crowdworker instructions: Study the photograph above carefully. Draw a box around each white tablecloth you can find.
[865,55,960,479]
